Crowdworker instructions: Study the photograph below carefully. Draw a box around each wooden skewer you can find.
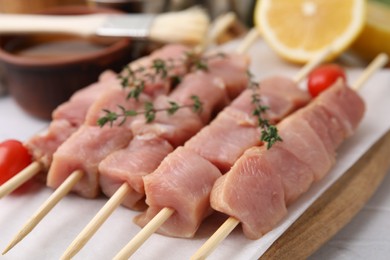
[207,12,237,45]
[113,207,175,260]
[0,161,42,199]
[190,52,389,260]
[191,216,239,260]
[60,183,130,259]
[292,48,333,83]
[236,28,259,55]
[352,53,388,91]
[2,169,83,254]
[111,35,333,260]
[194,12,237,54]
[58,23,256,260]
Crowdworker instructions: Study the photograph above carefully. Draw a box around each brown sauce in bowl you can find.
[4,35,109,60]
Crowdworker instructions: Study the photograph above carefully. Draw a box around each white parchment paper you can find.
[0,39,389,260]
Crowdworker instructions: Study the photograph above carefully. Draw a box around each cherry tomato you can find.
[0,139,32,185]
[307,64,347,97]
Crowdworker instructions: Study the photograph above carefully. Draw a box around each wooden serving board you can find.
[262,130,390,259]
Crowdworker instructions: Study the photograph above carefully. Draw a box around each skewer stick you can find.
[352,53,388,91]
[190,216,236,260]
[2,169,83,254]
[60,183,130,259]
[194,12,237,54]
[113,207,175,260]
[58,15,243,259]
[191,217,239,260]
[190,52,389,260]
[292,48,333,83]
[208,12,236,45]
[0,161,42,199]
[236,28,260,55]
[110,29,330,259]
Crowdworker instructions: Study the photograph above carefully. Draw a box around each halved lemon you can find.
[254,0,366,63]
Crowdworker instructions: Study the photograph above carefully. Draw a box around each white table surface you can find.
[0,38,390,259]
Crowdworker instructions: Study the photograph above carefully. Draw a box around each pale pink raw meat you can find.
[255,144,315,205]
[99,134,173,209]
[99,70,231,208]
[47,125,132,198]
[206,52,250,99]
[122,44,191,98]
[52,70,117,127]
[168,71,229,123]
[229,76,311,121]
[130,71,228,147]
[210,81,365,240]
[132,76,310,237]
[130,96,204,147]
[134,147,222,237]
[25,71,116,168]
[317,79,365,138]
[211,147,288,239]
[185,76,311,172]
[185,110,261,172]
[25,119,77,170]
[85,88,151,127]
[276,116,335,181]
[46,45,193,198]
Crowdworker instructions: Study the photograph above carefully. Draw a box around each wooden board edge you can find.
[261,130,390,259]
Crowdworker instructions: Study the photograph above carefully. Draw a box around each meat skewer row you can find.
[191,53,389,260]
[1,15,238,254]
[112,47,332,259]
[0,12,237,199]
[0,43,207,252]
[58,28,258,260]
[1,43,193,255]
[0,44,193,199]
[0,70,116,198]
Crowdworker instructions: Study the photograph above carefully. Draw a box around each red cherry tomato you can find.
[0,139,32,185]
[307,64,347,97]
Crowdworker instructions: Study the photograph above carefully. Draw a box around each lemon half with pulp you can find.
[255,0,366,63]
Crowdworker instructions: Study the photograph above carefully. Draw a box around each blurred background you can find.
[0,0,389,118]
[0,0,255,22]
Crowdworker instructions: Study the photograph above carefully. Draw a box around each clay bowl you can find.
[0,6,133,120]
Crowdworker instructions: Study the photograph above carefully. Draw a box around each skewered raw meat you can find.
[99,134,174,209]
[25,71,117,170]
[98,52,250,209]
[210,79,365,239]
[45,45,193,198]
[47,46,227,199]
[25,44,191,171]
[130,71,228,146]
[185,76,311,172]
[135,146,222,238]
[134,75,311,237]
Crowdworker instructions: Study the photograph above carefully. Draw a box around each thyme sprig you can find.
[118,50,227,102]
[185,51,226,72]
[98,51,226,127]
[247,71,283,149]
[97,95,203,127]
[119,57,179,100]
